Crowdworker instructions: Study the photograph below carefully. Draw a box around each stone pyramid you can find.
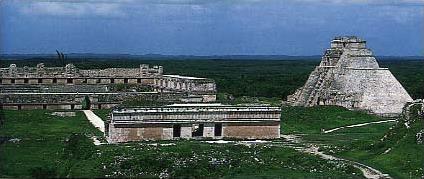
[287,36,413,116]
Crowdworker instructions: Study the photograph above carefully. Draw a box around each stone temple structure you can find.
[287,36,413,116]
[106,103,281,143]
[0,64,216,109]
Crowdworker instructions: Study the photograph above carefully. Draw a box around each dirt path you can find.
[323,120,396,134]
[83,110,105,133]
[280,134,391,179]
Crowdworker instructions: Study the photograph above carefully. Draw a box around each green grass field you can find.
[282,106,383,134]
[333,104,424,179]
[282,105,424,179]
[0,110,102,177]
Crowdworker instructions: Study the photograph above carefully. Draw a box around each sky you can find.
[0,0,423,56]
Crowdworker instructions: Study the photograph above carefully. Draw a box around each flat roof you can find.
[113,104,281,114]
[0,92,159,95]
[163,75,206,80]
[166,103,224,107]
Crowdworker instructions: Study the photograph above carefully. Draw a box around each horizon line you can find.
[1,53,423,58]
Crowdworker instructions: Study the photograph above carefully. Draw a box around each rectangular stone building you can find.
[0,63,217,109]
[106,104,281,143]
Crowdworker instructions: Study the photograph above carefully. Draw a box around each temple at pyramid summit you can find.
[287,36,413,116]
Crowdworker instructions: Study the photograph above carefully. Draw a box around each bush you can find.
[63,133,95,160]
[30,166,57,179]
[81,96,90,110]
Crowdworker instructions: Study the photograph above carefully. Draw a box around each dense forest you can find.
[1,58,423,99]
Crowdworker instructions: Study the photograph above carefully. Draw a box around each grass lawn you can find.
[281,105,424,179]
[282,105,384,134]
[334,104,424,179]
[99,141,362,178]
[301,122,395,147]
[0,110,103,177]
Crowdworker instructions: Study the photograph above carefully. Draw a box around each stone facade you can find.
[0,63,162,78]
[0,64,217,109]
[0,64,215,95]
[106,104,281,143]
[153,75,216,95]
[287,36,413,116]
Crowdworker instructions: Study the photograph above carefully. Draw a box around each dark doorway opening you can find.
[11,79,15,84]
[137,79,142,83]
[214,123,222,137]
[42,104,47,109]
[67,78,73,84]
[124,78,129,84]
[52,78,57,83]
[38,79,43,83]
[110,78,114,83]
[173,124,181,138]
[24,79,28,84]
[192,124,204,137]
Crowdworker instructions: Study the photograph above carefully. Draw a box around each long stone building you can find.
[0,64,216,109]
[287,36,413,116]
[106,104,281,143]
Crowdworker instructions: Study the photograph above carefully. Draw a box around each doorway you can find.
[214,123,222,137]
[192,124,204,137]
[173,124,181,138]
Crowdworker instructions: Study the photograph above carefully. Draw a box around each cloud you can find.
[293,0,424,6]
[376,5,424,23]
[10,0,424,19]
[18,1,126,18]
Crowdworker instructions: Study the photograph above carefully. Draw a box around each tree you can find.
[55,50,66,66]
[81,96,91,110]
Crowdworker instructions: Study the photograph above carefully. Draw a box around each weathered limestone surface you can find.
[0,64,217,109]
[223,125,280,139]
[0,64,162,78]
[106,104,281,143]
[287,36,413,116]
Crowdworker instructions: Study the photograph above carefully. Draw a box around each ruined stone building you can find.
[287,36,413,116]
[106,104,281,143]
[0,64,216,109]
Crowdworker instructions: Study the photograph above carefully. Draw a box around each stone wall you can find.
[0,77,154,86]
[106,104,281,143]
[223,123,280,139]
[0,92,210,110]
[107,122,281,143]
[0,64,217,94]
[153,75,216,94]
[0,63,217,109]
[0,63,162,78]
[107,124,171,143]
